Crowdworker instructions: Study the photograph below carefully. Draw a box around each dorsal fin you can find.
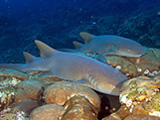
[73,41,83,49]
[35,40,57,57]
[80,32,95,44]
[23,51,36,63]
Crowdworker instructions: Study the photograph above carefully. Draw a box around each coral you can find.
[0,111,29,120]
[144,93,160,114]
[103,75,160,119]
[117,14,151,38]
[0,69,30,114]
[150,36,160,47]
[0,68,28,86]
[119,75,160,118]
[150,22,160,36]
[0,86,16,112]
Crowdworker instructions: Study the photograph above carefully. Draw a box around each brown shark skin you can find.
[0,41,127,95]
[75,32,145,57]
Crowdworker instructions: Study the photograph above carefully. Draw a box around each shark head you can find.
[96,81,121,96]
[94,74,128,96]
[112,37,146,57]
[87,67,128,96]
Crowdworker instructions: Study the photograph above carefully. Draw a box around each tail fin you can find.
[0,64,27,72]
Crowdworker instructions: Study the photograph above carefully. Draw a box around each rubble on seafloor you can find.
[0,47,160,120]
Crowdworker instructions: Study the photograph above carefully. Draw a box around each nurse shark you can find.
[70,32,145,57]
[0,40,127,95]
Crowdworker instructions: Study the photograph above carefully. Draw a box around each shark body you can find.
[0,40,127,95]
[72,32,145,57]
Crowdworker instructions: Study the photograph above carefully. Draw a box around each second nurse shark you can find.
[64,32,145,57]
[0,33,145,95]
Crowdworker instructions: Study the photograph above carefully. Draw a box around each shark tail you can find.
[0,63,27,72]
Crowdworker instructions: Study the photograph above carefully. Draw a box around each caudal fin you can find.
[0,64,27,72]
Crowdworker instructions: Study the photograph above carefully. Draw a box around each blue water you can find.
[0,0,160,62]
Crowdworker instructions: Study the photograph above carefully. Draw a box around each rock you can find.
[10,99,43,115]
[102,105,130,120]
[61,96,98,120]
[44,82,101,110]
[15,80,44,102]
[124,114,160,120]
[29,104,65,120]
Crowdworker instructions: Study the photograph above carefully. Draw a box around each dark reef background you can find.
[0,0,160,63]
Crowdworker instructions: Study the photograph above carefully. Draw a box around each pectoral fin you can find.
[73,79,93,88]
[93,54,108,64]
[102,49,114,56]
[103,45,117,56]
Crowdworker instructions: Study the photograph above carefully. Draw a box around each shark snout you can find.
[96,82,120,96]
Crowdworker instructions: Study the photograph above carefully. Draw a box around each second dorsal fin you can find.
[35,40,58,57]
[73,41,83,49]
[23,51,37,63]
[80,32,95,44]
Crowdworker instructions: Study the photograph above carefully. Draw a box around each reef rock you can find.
[0,86,16,112]
[124,114,160,120]
[119,75,160,118]
[61,96,98,120]
[44,81,101,110]
[29,82,101,120]
[0,68,28,87]
[10,99,43,115]
[30,104,65,120]
[15,80,44,102]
